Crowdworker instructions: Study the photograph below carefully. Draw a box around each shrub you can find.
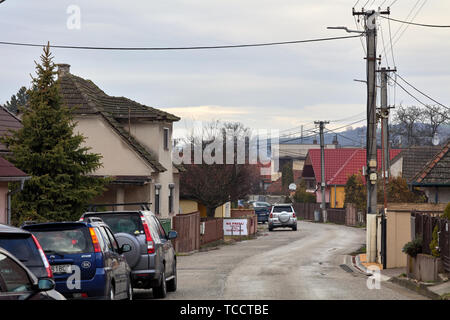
[430,225,440,258]
[402,237,423,258]
[444,203,450,220]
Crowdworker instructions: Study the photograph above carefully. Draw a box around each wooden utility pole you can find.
[315,120,329,223]
[353,7,390,263]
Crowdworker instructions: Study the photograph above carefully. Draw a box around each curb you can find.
[389,277,442,300]
[350,255,391,281]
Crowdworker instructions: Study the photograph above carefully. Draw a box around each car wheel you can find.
[292,226,297,231]
[268,226,273,231]
[167,261,177,292]
[153,270,167,299]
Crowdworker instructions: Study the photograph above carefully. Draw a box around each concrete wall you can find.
[0,182,7,224]
[390,156,403,178]
[75,115,153,176]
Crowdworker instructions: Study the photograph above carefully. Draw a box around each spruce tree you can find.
[1,44,108,224]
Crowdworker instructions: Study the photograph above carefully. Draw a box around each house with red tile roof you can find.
[302,148,402,208]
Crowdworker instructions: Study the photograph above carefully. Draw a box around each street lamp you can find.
[327,26,365,34]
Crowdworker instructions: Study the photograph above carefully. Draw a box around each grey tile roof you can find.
[57,70,182,173]
[396,146,443,183]
[413,141,450,186]
[0,106,22,152]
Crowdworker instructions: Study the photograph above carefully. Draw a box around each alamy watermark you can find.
[172,125,279,176]
[67,5,81,30]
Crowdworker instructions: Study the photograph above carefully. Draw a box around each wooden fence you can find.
[172,211,200,253]
[414,212,450,272]
[200,218,224,246]
[292,203,321,221]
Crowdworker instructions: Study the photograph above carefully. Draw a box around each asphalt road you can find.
[134,220,426,300]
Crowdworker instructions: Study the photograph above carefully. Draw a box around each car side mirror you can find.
[119,244,132,254]
[167,230,177,240]
[36,279,55,292]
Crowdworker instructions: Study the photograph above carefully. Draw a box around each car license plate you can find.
[52,264,72,274]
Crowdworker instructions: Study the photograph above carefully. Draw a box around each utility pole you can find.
[315,120,329,223]
[378,67,396,183]
[353,7,390,263]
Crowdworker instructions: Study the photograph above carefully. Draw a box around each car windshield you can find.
[0,236,43,266]
[255,202,270,207]
[32,228,93,255]
[85,213,144,236]
[272,206,293,213]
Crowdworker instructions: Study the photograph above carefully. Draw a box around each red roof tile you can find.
[307,148,401,186]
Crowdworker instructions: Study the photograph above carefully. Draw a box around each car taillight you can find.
[140,215,155,254]
[31,234,53,278]
[89,228,102,253]
[78,217,84,221]
[269,213,273,218]
[292,212,296,218]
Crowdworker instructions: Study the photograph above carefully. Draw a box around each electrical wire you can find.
[387,74,450,120]
[0,35,362,51]
[380,15,450,28]
[389,0,399,7]
[324,128,362,145]
[395,73,450,110]
[391,0,428,48]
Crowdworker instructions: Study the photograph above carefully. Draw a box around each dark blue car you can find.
[23,219,132,300]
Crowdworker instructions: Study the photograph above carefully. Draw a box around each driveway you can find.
[134,220,426,300]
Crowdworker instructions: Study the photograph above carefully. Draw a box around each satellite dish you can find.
[289,183,297,191]
[432,133,440,146]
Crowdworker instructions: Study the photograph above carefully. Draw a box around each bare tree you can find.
[392,105,425,147]
[421,105,449,144]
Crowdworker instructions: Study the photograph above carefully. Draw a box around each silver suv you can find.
[268,204,297,231]
[80,209,177,299]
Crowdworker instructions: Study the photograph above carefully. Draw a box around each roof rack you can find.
[87,202,152,212]
[84,217,104,223]
[20,221,38,228]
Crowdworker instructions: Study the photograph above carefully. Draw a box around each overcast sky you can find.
[0,0,449,138]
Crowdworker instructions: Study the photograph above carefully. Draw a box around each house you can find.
[273,140,337,182]
[56,64,182,218]
[389,145,442,184]
[180,198,231,218]
[412,140,450,204]
[302,148,401,208]
[0,105,22,155]
[0,156,29,224]
[0,106,30,224]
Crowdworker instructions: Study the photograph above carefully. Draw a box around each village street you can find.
[134,221,426,300]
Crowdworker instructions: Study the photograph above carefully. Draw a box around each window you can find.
[32,228,94,255]
[152,216,167,240]
[168,184,175,214]
[163,128,169,150]
[98,227,113,252]
[104,227,119,252]
[0,253,32,293]
[155,184,161,215]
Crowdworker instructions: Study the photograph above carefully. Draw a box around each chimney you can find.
[57,64,71,77]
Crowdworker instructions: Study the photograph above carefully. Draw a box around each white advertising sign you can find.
[223,219,248,236]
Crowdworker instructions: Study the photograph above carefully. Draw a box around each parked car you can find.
[23,220,132,300]
[252,202,271,224]
[0,247,65,300]
[268,204,297,231]
[0,224,53,280]
[79,210,178,299]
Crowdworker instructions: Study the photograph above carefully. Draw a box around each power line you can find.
[324,128,361,145]
[387,74,450,120]
[0,35,362,51]
[395,73,449,110]
[380,15,450,28]
[392,0,428,47]
[389,0,399,7]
